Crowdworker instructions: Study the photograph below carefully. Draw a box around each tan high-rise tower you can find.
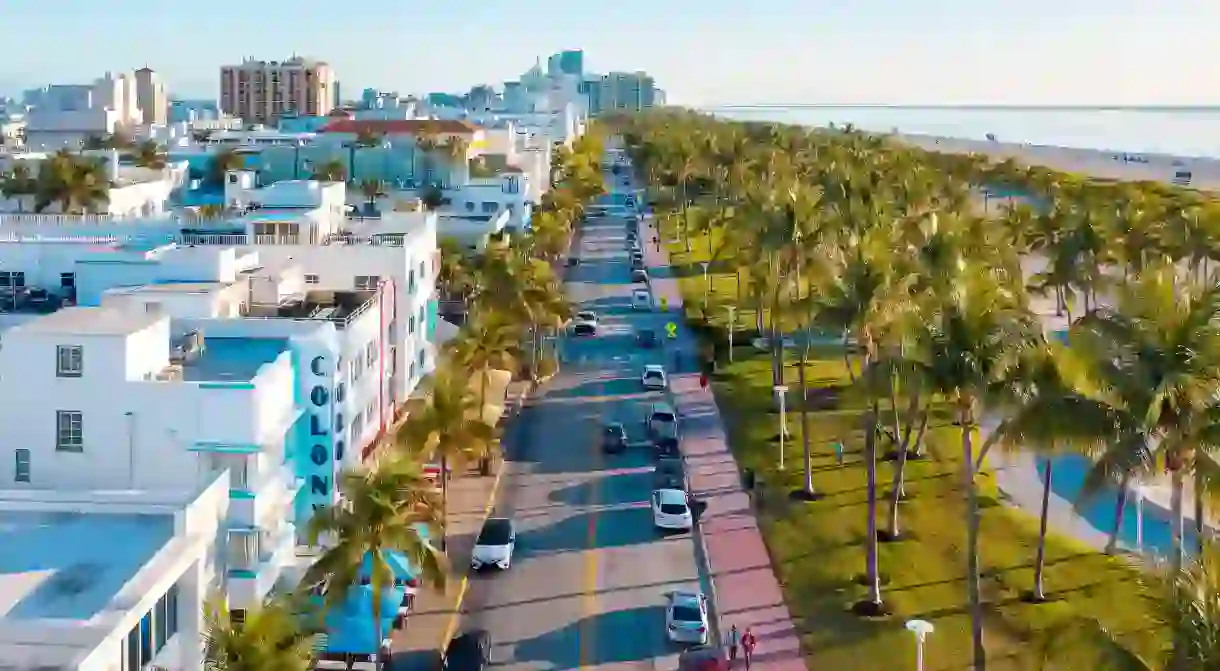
[134,67,168,126]
[219,57,335,125]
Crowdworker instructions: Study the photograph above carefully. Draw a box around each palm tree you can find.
[34,152,110,214]
[442,137,470,187]
[358,178,385,215]
[0,163,36,211]
[414,135,440,186]
[446,310,520,414]
[395,366,498,547]
[303,458,447,653]
[311,159,346,183]
[203,594,319,671]
[131,140,167,169]
[206,149,243,188]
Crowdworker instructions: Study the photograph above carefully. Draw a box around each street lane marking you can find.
[439,458,507,650]
[580,427,601,667]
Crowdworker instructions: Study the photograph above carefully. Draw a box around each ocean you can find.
[704,106,1220,159]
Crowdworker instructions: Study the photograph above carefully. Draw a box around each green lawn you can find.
[662,224,1164,670]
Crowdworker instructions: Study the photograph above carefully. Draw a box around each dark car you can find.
[654,437,681,459]
[631,257,645,270]
[602,423,627,453]
[445,629,491,670]
[631,269,649,284]
[654,456,686,490]
[573,322,595,336]
[637,329,657,348]
[566,257,581,267]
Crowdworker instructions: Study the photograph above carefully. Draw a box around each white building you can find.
[0,477,228,670]
[0,149,188,218]
[22,73,146,150]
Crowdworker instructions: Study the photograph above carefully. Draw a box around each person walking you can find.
[727,624,740,666]
[741,627,757,669]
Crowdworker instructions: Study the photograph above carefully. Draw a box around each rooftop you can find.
[11,306,162,337]
[175,336,290,383]
[252,289,377,328]
[0,510,174,621]
[317,119,481,135]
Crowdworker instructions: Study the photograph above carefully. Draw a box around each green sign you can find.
[666,322,678,339]
[659,296,669,311]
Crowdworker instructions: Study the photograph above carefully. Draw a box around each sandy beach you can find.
[899,132,1220,192]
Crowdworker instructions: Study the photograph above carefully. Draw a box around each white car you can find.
[642,364,667,390]
[652,488,694,531]
[471,517,516,571]
[665,590,710,645]
[572,311,598,336]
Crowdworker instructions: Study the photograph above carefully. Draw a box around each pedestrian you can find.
[727,624,740,666]
[699,371,709,389]
[741,627,757,669]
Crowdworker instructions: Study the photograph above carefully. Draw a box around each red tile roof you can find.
[317,119,481,135]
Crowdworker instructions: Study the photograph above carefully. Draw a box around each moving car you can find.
[653,488,694,531]
[637,328,658,348]
[471,518,516,571]
[572,311,598,336]
[602,422,627,454]
[642,365,667,390]
[666,590,710,645]
[444,629,491,670]
[632,269,650,284]
[653,456,686,490]
[631,256,645,271]
[632,289,653,311]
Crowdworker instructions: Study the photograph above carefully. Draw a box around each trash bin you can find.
[742,468,756,490]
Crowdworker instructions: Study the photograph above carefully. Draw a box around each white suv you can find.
[642,365,667,390]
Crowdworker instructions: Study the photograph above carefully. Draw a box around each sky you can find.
[2,0,1218,106]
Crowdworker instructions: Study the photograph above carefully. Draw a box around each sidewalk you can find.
[643,218,806,671]
[391,380,531,668]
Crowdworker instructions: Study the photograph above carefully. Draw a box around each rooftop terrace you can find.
[0,511,174,622]
[172,336,290,383]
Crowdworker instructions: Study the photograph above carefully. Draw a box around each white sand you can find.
[899,133,1220,193]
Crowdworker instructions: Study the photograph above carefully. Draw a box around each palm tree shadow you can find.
[547,468,654,507]
[515,507,658,558]
[503,605,672,669]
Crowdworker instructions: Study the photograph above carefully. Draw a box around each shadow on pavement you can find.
[506,605,671,669]
[547,468,653,506]
[516,506,657,558]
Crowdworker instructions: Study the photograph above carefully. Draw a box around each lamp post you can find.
[700,261,710,301]
[905,619,934,671]
[726,305,737,363]
[1135,482,1145,552]
[774,384,788,470]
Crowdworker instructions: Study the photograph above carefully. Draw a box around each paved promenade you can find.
[643,218,806,670]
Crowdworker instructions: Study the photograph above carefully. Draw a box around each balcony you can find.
[227,524,295,607]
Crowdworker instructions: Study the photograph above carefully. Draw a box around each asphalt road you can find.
[455,181,708,669]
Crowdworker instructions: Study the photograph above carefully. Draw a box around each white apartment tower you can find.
[220,57,336,125]
[135,67,169,125]
[92,71,142,127]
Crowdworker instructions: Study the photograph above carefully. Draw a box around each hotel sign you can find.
[305,355,341,510]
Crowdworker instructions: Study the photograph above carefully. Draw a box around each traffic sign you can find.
[666,322,678,339]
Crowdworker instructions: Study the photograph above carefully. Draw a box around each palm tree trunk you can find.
[1195,471,1206,556]
[1032,458,1053,601]
[797,351,813,496]
[1171,468,1185,574]
[962,405,987,670]
[887,403,927,538]
[864,400,882,607]
[440,456,449,551]
[1105,478,1128,555]
[841,332,857,383]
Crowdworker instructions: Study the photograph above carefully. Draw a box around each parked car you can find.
[444,629,491,670]
[666,590,710,644]
[572,310,598,336]
[641,365,667,390]
[632,289,653,311]
[632,269,649,284]
[471,518,516,571]
[637,328,658,348]
[653,456,686,490]
[653,489,694,531]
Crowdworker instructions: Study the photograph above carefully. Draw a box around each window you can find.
[355,275,381,290]
[304,273,319,285]
[366,400,376,425]
[350,352,363,382]
[56,345,83,377]
[56,411,83,452]
[0,271,25,288]
[366,341,377,369]
[408,268,416,293]
[408,315,416,334]
[419,261,425,280]
[481,201,498,214]
[387,319,398,342]
[227,532,257,570]
[59,272,75,289]
[335,381,346,403]
[350,413,364,445]
[14,449,30,483]
[464,201,475,212]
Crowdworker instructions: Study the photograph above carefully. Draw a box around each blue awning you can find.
[321,585,406,654]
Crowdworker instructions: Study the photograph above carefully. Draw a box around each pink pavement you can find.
[642,219,806,671]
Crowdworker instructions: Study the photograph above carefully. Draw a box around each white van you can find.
[632,288,652,310]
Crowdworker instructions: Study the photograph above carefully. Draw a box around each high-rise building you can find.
[219,57,335,125]
[134,67,168,125]
[591,71,657,114]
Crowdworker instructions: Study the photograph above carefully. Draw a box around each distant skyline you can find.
[2,0,1217,106]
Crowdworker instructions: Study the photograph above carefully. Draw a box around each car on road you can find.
[566,256,581,267]
[632,289,653,311]
[653,488,694,531]
[444,629,491,670]
[632,268,650,284]
[642,364,667,390]
[631,256,645,271]
[631,251,644,264]
[571,311,598,336]
[602,422,627,454]
[637,328,658,347]
[666,590,710,644]
[471,518,516,571]
[653,456,686,490]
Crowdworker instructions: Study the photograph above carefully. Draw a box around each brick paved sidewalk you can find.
[642,218,806,671]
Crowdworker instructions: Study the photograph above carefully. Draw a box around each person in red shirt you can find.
[699,371,709,388]
[741,628,757,669]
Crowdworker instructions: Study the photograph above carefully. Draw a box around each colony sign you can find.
[307,355,337,510]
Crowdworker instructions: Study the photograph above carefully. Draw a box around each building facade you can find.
[135,68,169,126]
[219,57,336,125]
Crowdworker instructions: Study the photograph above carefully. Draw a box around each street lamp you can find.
[726,305,737,363]
[905,619,934,671]
[774,384,788,470]
[700,261,710,301]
